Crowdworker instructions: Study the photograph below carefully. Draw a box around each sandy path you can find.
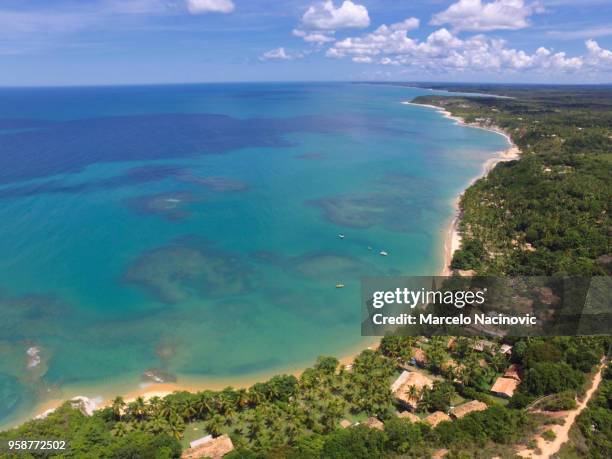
[517,362,606,458]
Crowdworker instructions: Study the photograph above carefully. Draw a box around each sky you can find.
[1,0,611,86]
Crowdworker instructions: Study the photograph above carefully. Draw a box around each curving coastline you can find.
[24,339,380,426]
[400,101,521,276]
[17,97,519,428]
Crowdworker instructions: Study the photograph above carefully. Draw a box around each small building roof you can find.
[391,370,411,392]
[182,434,234,459]
[424,411,451,427]
[472,340,495,352]
[490,377,520,398]
[189,435,213,449]
[363,417,384,430]
[503,363,522,381]
[392,370,434,409]
[339,419,352,429]
[397,411,421,423]
[450,400,487,419]
[412,348,428,364]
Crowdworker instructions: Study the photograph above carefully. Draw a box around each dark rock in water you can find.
[141,369,177,384]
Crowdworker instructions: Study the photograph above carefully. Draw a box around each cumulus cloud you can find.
[186,0,235,14]
[325,17,612,74]
[431,0,542,32]
[260,47,303,61]
[301,1,370,31]
[585,39,612,66]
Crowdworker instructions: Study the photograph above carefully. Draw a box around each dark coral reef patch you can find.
[123,236,254,304]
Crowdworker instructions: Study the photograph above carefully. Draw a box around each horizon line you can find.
[1,80,611,90]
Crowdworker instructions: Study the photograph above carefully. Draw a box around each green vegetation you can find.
[0,403,181,458]
[536,391,578,412]
[412,86,611,276]
[1,85,611,458]
[2,335,606,458]
[559,366,612,458]
[542,429,557,441]
[419,381,456,413]
[510,337,606,408]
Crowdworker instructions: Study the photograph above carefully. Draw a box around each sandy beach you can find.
[27,339,380,422]
[401,101,521,276]
[23,100,519,426]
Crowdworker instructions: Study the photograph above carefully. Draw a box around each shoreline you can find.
[401,101,520,276]
[21,338,379,427]
[8,98,519,431]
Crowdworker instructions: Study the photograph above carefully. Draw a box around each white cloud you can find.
[329,17,422,58]
[301,1,370,31]
[325,19,612,74]
[389,17,420,32]
[585,39,612,67]
[546,26,612,40]
[431,0,542,32]
[260,47,303,61]
[292,29,335,44]
[186,0,235,14]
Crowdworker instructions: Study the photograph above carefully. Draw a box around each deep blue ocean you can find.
[0,83,507,426]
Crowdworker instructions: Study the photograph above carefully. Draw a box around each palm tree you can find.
[407,384,419,400]
[111,421,133,437]
[206,414,225,437]
[284,423,300,442]
[195,392,213,419]
[248,389,263,408]
[236,389,250,411]
[145,416,168,434]
[167,415,185,440]
[147,396,162,417]
[247,418,264,442]
[181,401,197,422]
[127,396,147,421]
[159,399,175,420]
[111,396,126,421]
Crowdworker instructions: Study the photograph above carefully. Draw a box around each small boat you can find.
[367,246,372,250]
[336,283,345,289]
[379,251,388,256]
[338,234,345,239]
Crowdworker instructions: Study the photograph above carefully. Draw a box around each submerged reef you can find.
[176,174,250,192]
[308,172,440,232]
[123,191,200,221]
[123,236,254,304]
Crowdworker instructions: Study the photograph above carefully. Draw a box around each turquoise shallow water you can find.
[0,83,508,426]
